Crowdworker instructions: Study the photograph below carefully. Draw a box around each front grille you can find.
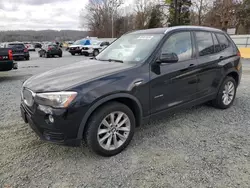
[22,88,35,107]
[43,131,64,141]
[82,47,89,50]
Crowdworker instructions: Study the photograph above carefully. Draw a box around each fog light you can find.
[48,115,54,123]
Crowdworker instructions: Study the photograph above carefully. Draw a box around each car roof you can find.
[8,42,25,45]
[129,26,224,35]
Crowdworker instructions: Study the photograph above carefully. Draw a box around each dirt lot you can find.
[1,52,250,188]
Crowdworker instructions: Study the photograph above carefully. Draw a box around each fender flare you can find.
[77,93,143,139]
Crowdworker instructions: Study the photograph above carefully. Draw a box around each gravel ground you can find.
[1,52,250,188]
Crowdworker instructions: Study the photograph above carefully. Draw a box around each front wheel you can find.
[84,102,135,156]
[212,76,237,109]
[93,49,99,56]
[71,53,75,56]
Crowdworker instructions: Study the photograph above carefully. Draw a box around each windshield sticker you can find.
[137,36,154,40]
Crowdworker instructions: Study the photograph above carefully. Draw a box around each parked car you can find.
[38,44,62,58]
[24,43,36,51]
[0,48,17,71]
[34,42,42,48]
[81,40,110,56]
[20,26,242,156]
[68,39,87,55]
[4,42,30,60]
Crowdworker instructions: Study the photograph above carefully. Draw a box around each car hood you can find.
[69,45,83,48]
[23,60,133,92]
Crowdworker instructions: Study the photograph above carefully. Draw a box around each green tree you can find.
[236,0,250,34]
[166,0,192,26]
[148,6,163,28]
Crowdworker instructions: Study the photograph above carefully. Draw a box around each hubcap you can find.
[97,111,131,151]
[222,81,235,105]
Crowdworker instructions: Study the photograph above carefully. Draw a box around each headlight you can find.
[35,91,77,108]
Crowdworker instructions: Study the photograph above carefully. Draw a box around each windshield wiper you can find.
[100,59,123,63]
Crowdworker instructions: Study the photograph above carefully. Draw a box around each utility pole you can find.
[174,0,178,25]
[111,0,114,38]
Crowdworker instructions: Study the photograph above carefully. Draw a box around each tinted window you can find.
[212,33,221,53]
[162,32,192,62]
[216,33,230,50]
[196,32,214,56]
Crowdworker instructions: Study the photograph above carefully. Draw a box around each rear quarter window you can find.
[216,33,230,50]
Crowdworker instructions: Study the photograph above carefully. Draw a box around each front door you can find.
[150,31,199,114]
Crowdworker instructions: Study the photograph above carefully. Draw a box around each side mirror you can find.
[159,52,178,63]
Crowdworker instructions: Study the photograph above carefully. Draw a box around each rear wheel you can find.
[212,76,237,109]
[84,102,135,156]
[46,53,50,58]
[59,53,62,57]
[26,57,30,60]
[71,53,75,56]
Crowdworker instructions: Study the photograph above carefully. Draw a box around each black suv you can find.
[20,26,242,156]
[5,43,30,60]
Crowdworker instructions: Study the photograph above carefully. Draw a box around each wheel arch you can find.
[226,71,239,86]
[77,93,143,139]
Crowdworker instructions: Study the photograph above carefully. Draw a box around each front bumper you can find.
[20,102,85,146]
[69,49,82,54]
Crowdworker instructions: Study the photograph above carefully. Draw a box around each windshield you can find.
[73,40,85,45]
[92,40,101,45]
[96,34,163,63]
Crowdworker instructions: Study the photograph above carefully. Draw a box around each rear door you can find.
[194,31,223,98]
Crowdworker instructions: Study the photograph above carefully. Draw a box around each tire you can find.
[46,53,50,58]
[93,49,99,56]
[84,102,135,157]
[59,53,62,57]
[71,53,75,56]
[39,53,42,57]
[212,76,237,109]
[26,57,30,60]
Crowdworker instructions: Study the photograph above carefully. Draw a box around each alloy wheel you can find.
[97,111,131,151]
[222,81,235,106]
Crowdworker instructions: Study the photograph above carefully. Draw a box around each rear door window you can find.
[195,32,214,56]
[212,33,221,53]
[216,33,230,50]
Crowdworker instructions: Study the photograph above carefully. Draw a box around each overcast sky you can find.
[0,0,88,31]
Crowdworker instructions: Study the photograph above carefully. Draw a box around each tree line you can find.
[82,0,250,38]
[0,30,89,42]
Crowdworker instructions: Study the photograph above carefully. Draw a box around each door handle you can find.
[219,56,224,60]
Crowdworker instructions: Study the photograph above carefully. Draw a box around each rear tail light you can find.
[48,47,52,51]
[8,50,13,60]
[24,48,28,52]
[237,51,241,57]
